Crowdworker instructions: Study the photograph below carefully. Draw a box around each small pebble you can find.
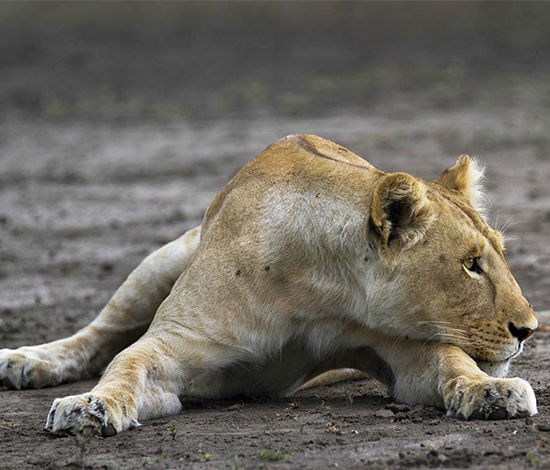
[374,409,394,418]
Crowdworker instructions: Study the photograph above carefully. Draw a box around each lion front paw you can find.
[444,376,537,420]
[44,393,139,438]
[0,347,61,390]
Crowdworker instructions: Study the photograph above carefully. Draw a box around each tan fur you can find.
[0,134,538,436]
[434,154,487,218]
[299,369,370,390]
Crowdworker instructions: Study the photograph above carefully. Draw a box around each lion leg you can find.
[361,339,537,420]
[0,225,201,390]
[44,330,234,437]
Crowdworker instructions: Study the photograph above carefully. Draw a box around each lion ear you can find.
[370,173,434,250]
[434,155,487,217]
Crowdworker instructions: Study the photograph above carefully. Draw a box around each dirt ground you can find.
[2,3,550,469]
[2,108,550,469]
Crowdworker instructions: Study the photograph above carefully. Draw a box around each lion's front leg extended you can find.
[367,340,537,420]
[44,338,174,436]
[44,331,232,437]
[0,225,201,390]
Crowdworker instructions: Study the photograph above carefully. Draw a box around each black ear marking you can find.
[385,197,412,244]
[369,173,433,250]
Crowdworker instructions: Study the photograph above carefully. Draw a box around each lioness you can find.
[0,134,538,437]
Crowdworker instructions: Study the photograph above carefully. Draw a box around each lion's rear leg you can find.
[44,331,233,436]
[0,225,202,390]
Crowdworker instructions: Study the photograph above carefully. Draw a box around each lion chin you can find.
[475,359,510,378]
[473,342,523,377]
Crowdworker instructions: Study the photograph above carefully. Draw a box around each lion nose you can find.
[508,322,535,342]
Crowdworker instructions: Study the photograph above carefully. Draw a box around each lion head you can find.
[368,155,537,377]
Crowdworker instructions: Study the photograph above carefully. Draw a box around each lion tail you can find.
[297,369,369,391]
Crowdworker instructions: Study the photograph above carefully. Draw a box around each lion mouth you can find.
[472,343,523,365]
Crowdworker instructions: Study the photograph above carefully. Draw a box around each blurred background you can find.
[2,1,550,120]
[1,1,550,339]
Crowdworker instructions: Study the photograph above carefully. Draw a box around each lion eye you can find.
[464,257,483,274]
